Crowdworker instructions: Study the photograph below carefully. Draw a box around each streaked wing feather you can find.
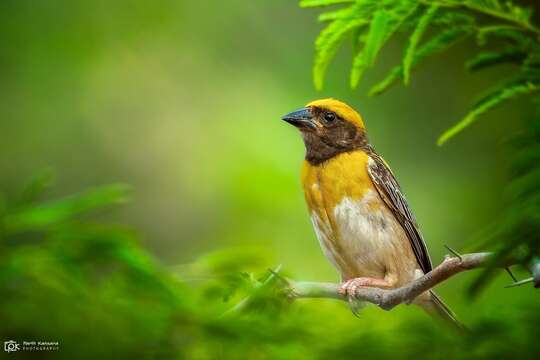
[367,154,432,273]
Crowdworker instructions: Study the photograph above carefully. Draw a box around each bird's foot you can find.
[339,277,392,317]
[339,277,391,297]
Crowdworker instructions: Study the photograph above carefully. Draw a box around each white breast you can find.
[311,190,417,281]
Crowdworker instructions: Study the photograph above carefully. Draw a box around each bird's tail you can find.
[420,291,467,333]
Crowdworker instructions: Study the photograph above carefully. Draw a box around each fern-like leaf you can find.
[350,1,418,88]
[313,1,380,89]
[314,16,368,90]
[432,11,475,27]
[476,25,530,46]
[402,4,439,85]
[466,49,527,71]
[438,81,540,145]
[369,26,472,96]
[350,10,391,88]
[300,0,354,8]
[318,7,353,22]
[464,0,534,30]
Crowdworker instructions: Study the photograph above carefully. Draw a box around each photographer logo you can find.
[4,340,20,353]
[4,340,59,352]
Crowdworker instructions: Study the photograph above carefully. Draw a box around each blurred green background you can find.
[0,0,538,359]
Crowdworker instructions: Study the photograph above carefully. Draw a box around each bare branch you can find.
[223,252,535,317]
[287,252,522,310]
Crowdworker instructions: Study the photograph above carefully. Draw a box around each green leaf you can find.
[432,11,475,27]
[438,82,540,145]
[3,184,131,232]
[402,4,439,85]
[351,24,364,51]
[313,8,368,90]
[466,49,526,71]
[464,0,535,32]
[369,26,471,96]
[360,10,390,67]
[350,10,390,88]
[350,2,418,89]
[300,0,354,8]
[476,25,528,45]
[318,7,354,22]
[312,0,382,89]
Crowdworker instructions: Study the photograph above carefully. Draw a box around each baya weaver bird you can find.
[282,98,462,329]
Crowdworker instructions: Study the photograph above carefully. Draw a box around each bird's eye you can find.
[323,112,336,122]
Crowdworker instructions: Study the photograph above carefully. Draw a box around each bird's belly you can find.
[311,191,418,284]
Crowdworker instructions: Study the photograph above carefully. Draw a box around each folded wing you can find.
[367,153,432,274]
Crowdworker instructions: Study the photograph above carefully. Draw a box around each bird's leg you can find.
[339,277,393,297]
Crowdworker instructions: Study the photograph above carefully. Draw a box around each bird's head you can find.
[282,98,368,164]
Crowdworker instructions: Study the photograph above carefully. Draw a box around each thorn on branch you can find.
[444,245,463,261]
[268,265,288,286]
[504,267,518,282]
[267,266,295,299]
[505,277,534,288]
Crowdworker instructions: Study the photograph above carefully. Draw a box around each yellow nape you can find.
[306,98,365,129]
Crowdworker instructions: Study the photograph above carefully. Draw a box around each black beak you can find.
[281,107,316,130]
